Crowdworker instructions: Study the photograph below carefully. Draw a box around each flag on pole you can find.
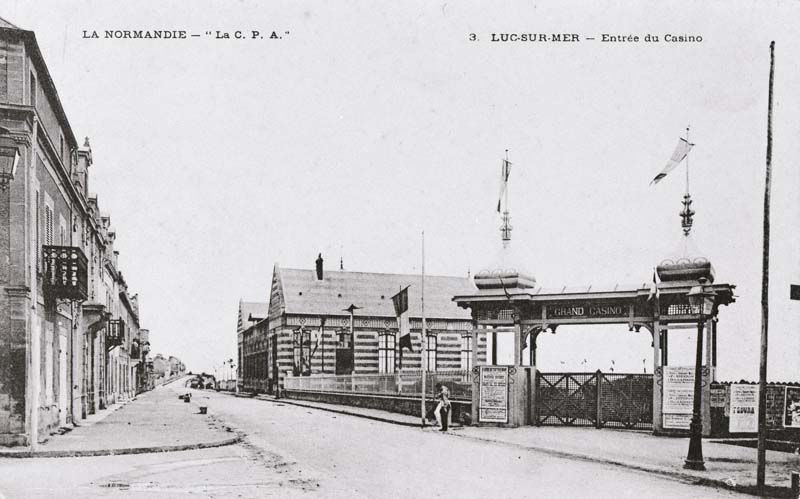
[392,286,409,316]
[647,269,661,301]
[497,157,512,212]
[392,286,413,353]
[651,138,694,185]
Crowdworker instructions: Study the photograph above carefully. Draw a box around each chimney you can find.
[315,253,324,280]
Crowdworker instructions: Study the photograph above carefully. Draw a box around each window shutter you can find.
[35,191,40,271]
[45,205,53,245]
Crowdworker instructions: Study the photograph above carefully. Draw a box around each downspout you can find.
[28,114,40,449]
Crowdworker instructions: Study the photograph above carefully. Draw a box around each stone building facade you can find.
[237,300,268,393]
[0,18,150,446]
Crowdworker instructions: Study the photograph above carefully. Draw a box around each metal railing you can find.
[107,319,125,349]
[42,245,88,301]
[284,369,472,401]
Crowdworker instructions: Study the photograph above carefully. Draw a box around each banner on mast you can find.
[497,158,512,212]
[651,138,694,185]
[392,286,413,353]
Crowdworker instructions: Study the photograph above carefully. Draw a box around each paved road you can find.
[0,388,746,498]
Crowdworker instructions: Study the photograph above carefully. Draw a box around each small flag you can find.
[391,286,409,316]
[651,138,694,185]
[497,158,512,212]
[399,333,414,353]
[392,286,413,353]
[498,277,512,301]
[648,269,661,301]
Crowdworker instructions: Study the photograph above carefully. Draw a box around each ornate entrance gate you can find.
[454,259,735,430]
[536,371,653,430]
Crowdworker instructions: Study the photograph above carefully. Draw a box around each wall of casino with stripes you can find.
[261,315,487,392]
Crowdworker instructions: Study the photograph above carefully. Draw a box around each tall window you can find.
[378,332,395,374]
[426,335,437,372]
[292,329,310,375]
[59,215,67,245]
[461,334,473,370]
[30,72,37,108]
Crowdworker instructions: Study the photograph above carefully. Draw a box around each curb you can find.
[262,397,424,428]
[449,432,741,493]
[257,395,466,430]
[0,435,241,459]
[264,397,419,428]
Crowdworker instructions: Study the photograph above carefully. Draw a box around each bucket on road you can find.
[199,406,208,415]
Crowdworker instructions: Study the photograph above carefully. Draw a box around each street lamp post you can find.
[684,277,717,471]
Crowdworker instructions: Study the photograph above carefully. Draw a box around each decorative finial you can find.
[681,125,694,236]
[680,193,695,236]
[84,136,91,148]
[500,211,513,246]
[499,149,512,247]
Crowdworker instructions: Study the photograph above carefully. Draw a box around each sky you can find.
[6,0,799,380]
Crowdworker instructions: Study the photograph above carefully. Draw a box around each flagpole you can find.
[685,126,690,196]
[396,286,401,372]
[420,230,427,427]
[756,40,775,495]
[504,149,509,214]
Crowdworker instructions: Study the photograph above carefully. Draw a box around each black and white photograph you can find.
[1,1,799,497]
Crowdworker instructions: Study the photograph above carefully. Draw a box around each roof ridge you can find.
[0,16,21,30]
[280,267,470,281]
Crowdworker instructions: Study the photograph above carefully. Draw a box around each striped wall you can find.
[244,319,489,392]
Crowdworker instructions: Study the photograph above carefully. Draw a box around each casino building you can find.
[237,255,487,394]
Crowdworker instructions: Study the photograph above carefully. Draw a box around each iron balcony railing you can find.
[42,245,88,301]
[284,369,473,401]
[107,318,126,349]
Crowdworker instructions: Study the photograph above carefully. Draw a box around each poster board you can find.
[662,366,694,429]
[785,386,800,428]
[710,386,727,408]
[729,384,758,433]
[478,366,509,423]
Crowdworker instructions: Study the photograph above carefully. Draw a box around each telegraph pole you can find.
[420,230,427,427]
[756,40,775,494]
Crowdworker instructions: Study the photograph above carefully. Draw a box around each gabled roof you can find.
[276,267,475,320]
[238,300,268,333]
[0,16,19,29]
[0,18,78,149]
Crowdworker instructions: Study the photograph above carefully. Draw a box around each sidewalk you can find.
[250,393,800,496]
[0,381,240,458]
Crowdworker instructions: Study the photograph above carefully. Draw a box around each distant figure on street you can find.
[434,383,451,431]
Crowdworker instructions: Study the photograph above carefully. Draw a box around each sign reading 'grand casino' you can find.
[547,302,628,319]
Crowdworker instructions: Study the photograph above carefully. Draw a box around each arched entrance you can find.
[453,260,735,434]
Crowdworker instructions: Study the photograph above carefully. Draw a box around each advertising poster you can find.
[729,384,758,433]
[785,386,800,428]
[710,386,727,408]
[662,366,694,429]
[479,366,509,423]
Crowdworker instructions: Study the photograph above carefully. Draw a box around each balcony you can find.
[107,318,125,349]
[42,245,88,301]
